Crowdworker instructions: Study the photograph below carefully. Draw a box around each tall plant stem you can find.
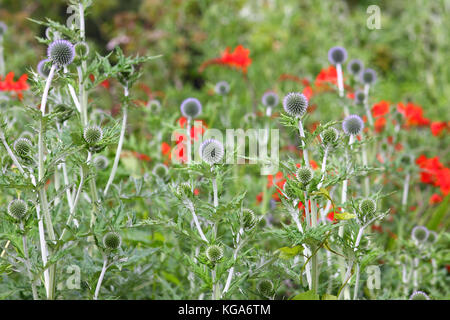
[298,119,309,167]
[310,199,319,293]
[222,228,243,296]
[397,172,410,247]
[104,86,129,196]
[0,39,4,77]
[364,84,373,127]
[336,63,348,116]
[94,256,108,300]
[212,172,219,239]
[20,222,39,300]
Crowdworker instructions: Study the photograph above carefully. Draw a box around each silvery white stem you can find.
[222,228,243,296]
[298,119,310,167]
[336,63,344,98]
[94,257,108,300]
[317,148,328,189]
[104,86,129,196]
[364,84,373,126]
[186,200,208,243]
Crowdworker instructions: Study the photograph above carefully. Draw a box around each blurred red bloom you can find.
[161,142,171,156]
[302,86,313,100]
[0,72,29,99]
[199,45,252,73]
[397,102,430,127]
[429,193,443,205]
[374,116,387,133]
[372,101,390,118]
[132,151,151,162]
[416,155,450,195]
[430,121,447,136]
[314,66,337,88]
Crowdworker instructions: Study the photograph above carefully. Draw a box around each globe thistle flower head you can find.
[283,92,308,117]
[342,114,364,136]
[214,81,230,96]
[199,139,224,165]
[321,127,339,147]
[426,231,438,245]
[411,226,429,243]
[153,163,169,178]
[8,199,28,220]
[180,97,202,119]
[206,245,223,263]
[409,291,430,300]
[37,59,51,78]
[241,209,256,230]
[347,59,364,76]
[176,182,193,198]
[47,39,75,66]
[83,125,103,145]
[296,167,313,185]
[93,155,109,170]
[328,46,348,64]
[103,232,122,250]
[354,89,366,105]
[147,99,161,113]
[0,22,7,36]
[359,199,376,216]
[74,42,89,58]
[262,91,279,108]
[257,279,273,297]
[14,138,32,158]
[360,68,377,85]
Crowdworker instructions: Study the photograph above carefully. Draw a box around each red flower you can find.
[372,101,390,118]
[314,66,337,88]
[429,193,443,205]
[397,102,430,127]
[0,72,29,99]
[416,155,450,195]
[374,116,387,133]
[132,151,151,162]
[161,142,171,156]
[199,45,252,74]
[302,86,313,100]
[430,121,447,136]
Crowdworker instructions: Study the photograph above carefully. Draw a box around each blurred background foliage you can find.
[1,0,449,120]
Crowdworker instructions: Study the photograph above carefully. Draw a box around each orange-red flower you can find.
[372,101,390,118]
[374,116,387,133]
[314,66,337,88]
[416,155,450,195]
[430,121,447,136]
[199,45,252,74]
[397,102,430,127]
[429,193,443,205]
[0,72,29,99]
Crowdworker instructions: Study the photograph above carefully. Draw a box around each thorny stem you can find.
[398,172,410,246]
[186,200,208,243]
[222,227,243,296]
[317,147,328,189]
[336,63,349,116]
[94,256,108,300]
[104,85,129,196]
[0,38,4,77]
[211,173,219,239]
[364,84,373,127]
[298,119,309,167]
[20,222,39,300]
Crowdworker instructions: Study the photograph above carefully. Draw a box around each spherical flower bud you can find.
[206,245,223,263]
[257,279,273,297]
[0,22,7,36]
[14,138,32,158]
[93,155,109,170]
[328,46,348,64]
[241,209,256,230]
[360,68,377,85]
[321,127,339,146]
[214,81,230,95]
[47,39,75,66]
[180,97,202,119]
[83,125,103,145]
[354,89,365,105]
[359,199,376,216]
[153,163,169,178]
[74,42,89,58]
[103,232,122,250]
[262,91,279,108]
[347,59,364,76]
[147,99,161,113]
[426,231,438,245]
[342,114,364,136]
[411,226,429,243]
[37,59,51,78]
[199,139,224,165]
[296,167,313,185]
[283,92,308,117]
[8,199,28,220]
[409,291,430,300]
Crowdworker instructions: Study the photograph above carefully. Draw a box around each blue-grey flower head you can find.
[262,91,279,108]
[37,59,51,78]
[283,92,308,117]
[328,46,348,64]
[93,155,109,170]
[180,97,202,119]
[8,199,28,220]
[257,279,273,297]
[199,139,224,165]
[47,39,75,66]
[342,114,364,135]
[409,291,430,300]
[147,99,161,113]
[153,163,169,178]
[214,81,230,95]
[354,89,366,105]
[103,232,121,250]
[206,245,223,262]
[411,225,429,243]
[0,22,7,36]
[360,68,377,85]
[347,59,364,76]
